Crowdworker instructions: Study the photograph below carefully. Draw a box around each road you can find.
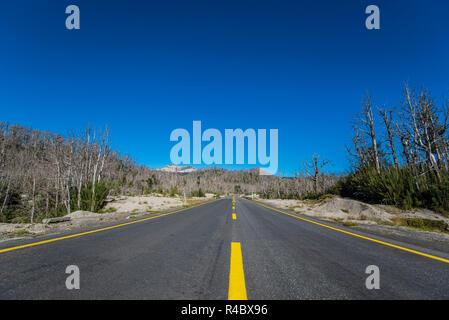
[1,197,449,299]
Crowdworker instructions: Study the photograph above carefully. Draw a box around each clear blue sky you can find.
[1,0,449,176]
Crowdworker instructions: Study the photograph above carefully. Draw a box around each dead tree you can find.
[303,154,330,194]
[402,86,448,181]
[91,127,109,212]
[379,108,400,168]
[355,95,380,173]
[346,126,367,168]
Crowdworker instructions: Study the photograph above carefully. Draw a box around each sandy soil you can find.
[258,196,449,225]
[102,194,211,214]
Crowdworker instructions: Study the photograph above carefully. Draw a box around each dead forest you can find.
[343,86,449,214]
[1,85,448,223]
[0,123,336,223]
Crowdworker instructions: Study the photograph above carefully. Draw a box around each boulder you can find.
[42,216,71,224]
[67,210,100,219]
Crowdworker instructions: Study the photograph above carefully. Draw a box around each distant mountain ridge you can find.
[158,164,197,173]
[257,167,273,176]
[157,164,273,175]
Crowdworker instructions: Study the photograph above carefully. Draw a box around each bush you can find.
[401,218,448,232]
[73,182,111,212]
[98,207,117,214]
[0,185,23,223]
[169,186,178,197]
[191,188,205,197]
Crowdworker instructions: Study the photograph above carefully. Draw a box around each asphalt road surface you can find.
[1,197,449,299]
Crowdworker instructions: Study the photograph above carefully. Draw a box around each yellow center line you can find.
[0,200,217,254]
[232,213,237,220]
[249,200,449,265]
[228,242,247,300]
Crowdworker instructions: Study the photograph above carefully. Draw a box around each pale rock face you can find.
[258,167,273,176]
[158,164,197,173]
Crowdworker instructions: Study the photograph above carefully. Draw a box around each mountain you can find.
[158,164,197,174]
[158,165,272,175]
[257,167,273,176]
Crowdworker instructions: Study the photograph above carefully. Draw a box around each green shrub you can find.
[169,186,178,197]
[73,181,111,212]
[339,165,449,215]
[191,188,205,197]
[0,185,23,223]
[98,207,117,214]
[402,218,448,232]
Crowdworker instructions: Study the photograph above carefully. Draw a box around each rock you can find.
[42,217,71,224]
[67,210,100,219]
[315,197,392,222]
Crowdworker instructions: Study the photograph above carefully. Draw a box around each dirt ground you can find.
[259,196,449,225]
[257,196,449,246]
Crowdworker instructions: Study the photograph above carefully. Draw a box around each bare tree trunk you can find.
[304,154,329,194]
[400,136,411,165]
[91,161,98,212]
[45,183,49,217]
[66,183,71,215]
[77,172,83,210]
[0,180,10,220]
[364,98,380,173]
[380,109,399,168]
[55,167,60,216]
[352,96,380,172]
[30,177,36,223]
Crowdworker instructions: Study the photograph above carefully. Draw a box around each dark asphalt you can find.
[0,198,449,299]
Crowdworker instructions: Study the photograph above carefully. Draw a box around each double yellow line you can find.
[0,199,216,254]
[250,199,449,265]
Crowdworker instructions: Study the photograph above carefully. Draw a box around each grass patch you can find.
[342,221,359,227]
[8,229,31,238]
[331,218,359,227]
[302,199,324,207]
[395,217,449,233]
[320,194,336,200]
[145,210,160,214]
[391,217,449,233]
[98,207,117,213]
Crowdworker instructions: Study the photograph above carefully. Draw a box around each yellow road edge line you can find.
[228,242,247,300]
[249,200,449,265]
[232,213,237,220]
[0,200,217,254]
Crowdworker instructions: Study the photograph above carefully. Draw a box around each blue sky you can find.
[1,0,449,176]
